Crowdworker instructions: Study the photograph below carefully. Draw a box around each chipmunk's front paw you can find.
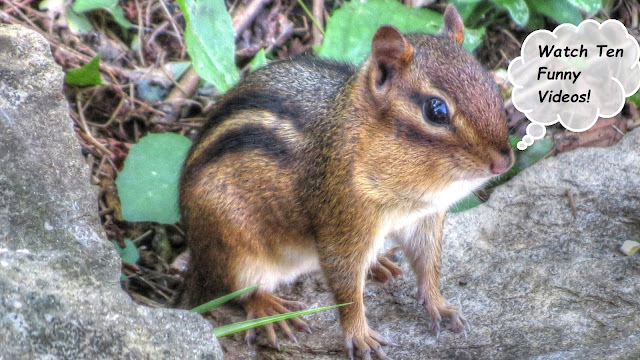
[417,290,468,335]
[344,327,395,360]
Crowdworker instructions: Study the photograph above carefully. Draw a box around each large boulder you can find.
[0,24,222,359]
[213,129,640,359]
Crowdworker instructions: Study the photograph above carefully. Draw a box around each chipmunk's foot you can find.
[370,247,403,283]
[417,287,468,335]
[244,292,311,349]
[345,326,395,360]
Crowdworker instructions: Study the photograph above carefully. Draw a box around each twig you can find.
[565,189,577,220]
[157,0,185,51]
[296,0,324,36]
[312,0,325,46]
[75,98,115,158]
[232,0,272,37]
[152,0,271,124]
[134,0,146,66]
[153,67,202,123]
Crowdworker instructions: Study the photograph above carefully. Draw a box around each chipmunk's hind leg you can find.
[369,247,403,283]
[244,291,311,349]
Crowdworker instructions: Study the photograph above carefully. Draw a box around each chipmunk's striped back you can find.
[181,58,355,183]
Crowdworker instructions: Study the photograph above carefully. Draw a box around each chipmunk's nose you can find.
[488,146,514,175]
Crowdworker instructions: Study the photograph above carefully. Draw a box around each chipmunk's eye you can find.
[422,97,449,126]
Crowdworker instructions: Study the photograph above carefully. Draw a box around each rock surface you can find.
[0,24,222,359]
[213,128,640,359]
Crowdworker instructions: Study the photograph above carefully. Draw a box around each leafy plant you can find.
[176,0,487,93]
[318,0,485,65]
[115,133,192,224]
[453,0,601,28]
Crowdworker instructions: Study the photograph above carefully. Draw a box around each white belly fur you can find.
[376,177,490,256]
[237,177,489,291]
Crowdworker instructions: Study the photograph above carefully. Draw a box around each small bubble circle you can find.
[527,123,546,139]
[523,135,534,145]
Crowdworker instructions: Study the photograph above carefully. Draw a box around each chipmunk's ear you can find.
[370,25,413,94]
[442,4,464,45]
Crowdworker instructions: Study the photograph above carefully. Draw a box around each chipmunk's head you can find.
[356,5,513,208]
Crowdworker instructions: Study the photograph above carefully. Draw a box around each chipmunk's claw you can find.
[244,292,310,350]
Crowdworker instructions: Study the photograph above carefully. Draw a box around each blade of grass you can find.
[190,284,260,314]
[213,303,350,337]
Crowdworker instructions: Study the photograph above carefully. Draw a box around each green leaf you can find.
[526,0,583,25]
[516,137,554,169]
[502,135,553,180]
[115,133,192,224]
[111,239,140,264]
[494,0,529,26]
[318,0,484,65]
[190,285,261,314]
[39,0,63,11]
[66,6,94,34]
[71,0,133,29]
[213,303,349,337]
[109,5,134,28]
[566,0,601,12]
[166,61,192,81]
[628,90,640,107]
[249,49,268,72]
[177,0,240,93]
[65,55,104,86]
[449,193,483,213]
[72,0,117,12]
[450,0,482,24]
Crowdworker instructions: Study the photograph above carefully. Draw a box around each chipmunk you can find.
[179,4,513,359]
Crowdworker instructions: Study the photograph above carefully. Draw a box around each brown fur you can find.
[179,5,513,359]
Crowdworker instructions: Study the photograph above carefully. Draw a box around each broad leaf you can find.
[115,133,192,224]
[318,0,485,65]
[494,0,529,26]
[72,0,117,12]
[525,0,583,25]
[72,0,133,29]
[566,0,601,13]
[177,0,240,93]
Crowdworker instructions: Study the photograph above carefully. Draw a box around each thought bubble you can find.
[508,19,640,150]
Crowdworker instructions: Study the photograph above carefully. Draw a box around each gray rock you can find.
[0,24,222,359]
[213,128,640,359]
